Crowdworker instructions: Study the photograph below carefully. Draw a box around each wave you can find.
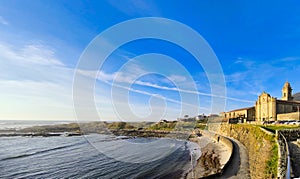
[1,142,83,161]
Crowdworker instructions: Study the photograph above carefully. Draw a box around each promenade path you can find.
[289,141,300,178]
[215,137,250,179]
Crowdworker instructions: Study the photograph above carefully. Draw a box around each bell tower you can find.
[282,81,293,101]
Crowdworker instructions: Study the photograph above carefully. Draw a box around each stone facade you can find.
[223,82,300,122]
[255,92,277,121]
[222,107,255,122]
[277,112,300,121]
[255,82,300,121]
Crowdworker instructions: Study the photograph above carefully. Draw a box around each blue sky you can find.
[1,0,300,121]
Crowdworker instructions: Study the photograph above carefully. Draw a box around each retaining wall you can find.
[278,129,300,141]
[209,123,278,178]
[200,130,234,174]
[277,112,300,120]
[276,131,288,178]
[276,129,300,178]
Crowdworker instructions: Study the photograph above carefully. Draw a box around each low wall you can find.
[277,112,300,120]
[200,130,234,174]
[276,129,300,178]
[279,129,300,141]
[213,135,234,155]
[276,131,288,178]
[209,123,278,178]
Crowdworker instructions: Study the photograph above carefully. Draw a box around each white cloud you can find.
[168,74,187,83]
[21,44,64,66]
[107,0,161,16]
[279,56,300,62]
[0,42,64,66]
[0,41,74,120]
[78,69,253,105]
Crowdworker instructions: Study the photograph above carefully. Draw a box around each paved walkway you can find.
[289,141,300,178]
[215,137,250,179]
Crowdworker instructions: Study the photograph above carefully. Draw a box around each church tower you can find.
[282,81,293,101]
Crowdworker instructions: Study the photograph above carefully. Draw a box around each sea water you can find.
[0,121,201,178]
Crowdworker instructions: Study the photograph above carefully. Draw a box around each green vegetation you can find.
[20,122,81,133]
[126,122,154,129]
[106,122,135,130]
[266,141,278,178]
[18,120,206,134]
[261,125,300,133]
[147,121,177,131]
[245,125,278,178]
[219,124,278,178]
[146,120,206,131]
[195,123,206,130]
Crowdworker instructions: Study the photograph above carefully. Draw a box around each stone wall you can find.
[277,112,300,120]
[200,130,234,157]
[277,103,294,114]
[276,131,288,178]
[279,129,300,141]
[199,130,234,177]
[213,134,234,175]
[275,129,300,178]
[208,123,278,178]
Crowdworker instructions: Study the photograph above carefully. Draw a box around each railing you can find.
[279,131,291,179]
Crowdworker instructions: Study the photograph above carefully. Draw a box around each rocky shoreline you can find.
[0,131,82,137]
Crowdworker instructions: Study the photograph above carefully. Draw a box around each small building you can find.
[209,114,219,118]
[222,107,255,123]
[195,114,206,120]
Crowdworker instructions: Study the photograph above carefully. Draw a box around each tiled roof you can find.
[276,99,300,104]
[227,106,255,113]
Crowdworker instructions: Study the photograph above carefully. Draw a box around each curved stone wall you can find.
[200,130,234,175]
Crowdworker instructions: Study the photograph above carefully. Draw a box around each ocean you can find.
[0,121,200,178]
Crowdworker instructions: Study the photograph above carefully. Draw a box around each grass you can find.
[147,121,177,131]
[266,137,279,178]
[147,121,206,131]
[260,125,300,133]
[195,123,207,130]
[226,124,278,178]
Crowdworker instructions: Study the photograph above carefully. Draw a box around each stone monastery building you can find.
[222,82,300,122]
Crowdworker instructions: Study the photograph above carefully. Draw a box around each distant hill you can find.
[293,92,300,101]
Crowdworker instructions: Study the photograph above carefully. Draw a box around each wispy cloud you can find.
[107,0,161,16]
[223,56,300,108]
[0,41,74,120]
[0,42,64,66]
[78,69,254,104]
[101,79,205,110]
[0,16,9,26]
[278,56,300,62]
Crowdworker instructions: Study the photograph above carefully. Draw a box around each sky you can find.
[1,0,300,121]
